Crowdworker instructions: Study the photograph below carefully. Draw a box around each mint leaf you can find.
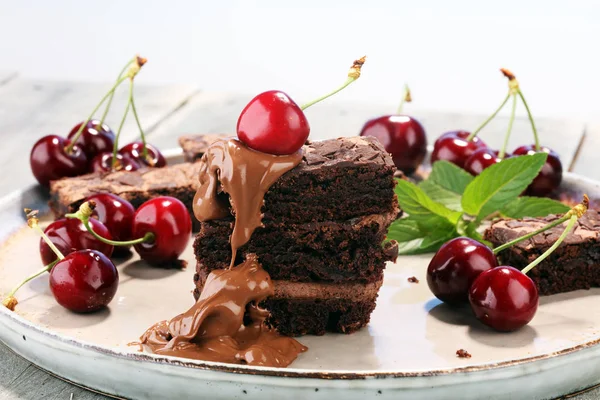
[387,218,423,242]
[501,196,570,218]
[395,180,462,228]
[429,160,474,193]
[397,226,456,255]
[419,180,463,211]
[461,153,548,221]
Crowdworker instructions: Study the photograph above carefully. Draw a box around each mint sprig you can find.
[387,154,569,253]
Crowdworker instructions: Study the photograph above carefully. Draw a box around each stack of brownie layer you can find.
[193,136,400,336]
[485,210,600,295]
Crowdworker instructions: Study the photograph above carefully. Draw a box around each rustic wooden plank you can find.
[0,78,198,193]
[0,342,109,400]
[147,93,585,171]
[570,123,600,180]
[0,71,18,86]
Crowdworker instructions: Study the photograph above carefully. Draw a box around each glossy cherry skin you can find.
[427,237,498,305]
[469,266,539,332]
[430,131,488,168]
[67,120,115,159]
[359,115,427,174]
[30,135,89,187]
[513,145,563,197]
[90,152,141,173]
[86,193,135,254]
[132,196,192,265]
[119,142,166,168]
[49,250,119,313]
[40,218,114,266]
[464,148,508,176]
[237,90,309,155]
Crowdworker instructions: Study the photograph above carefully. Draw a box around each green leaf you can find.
[386,218,423,243]
[501,196,570,219]
[461,153,548,221]
[419,180,463,211]
[395,180,462,228]
[397,227,456,255]
[429,160,474,193]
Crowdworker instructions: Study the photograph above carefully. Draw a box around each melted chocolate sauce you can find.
[139,139,306,367]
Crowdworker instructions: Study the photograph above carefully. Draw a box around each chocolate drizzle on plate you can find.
[138,139,306,367]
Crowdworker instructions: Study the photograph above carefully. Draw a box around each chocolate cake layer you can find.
[194,271,382,336]
[49,163,201,229]
[485,210,600,295]
[203,136,399,225]
[178,134,230,162]
[194,208,399,283]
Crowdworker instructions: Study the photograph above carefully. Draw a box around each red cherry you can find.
[469,266,539,332]
[464,148,508,176]
[119,142,166,168]
[86,193,135,254]
[427,237,498,305]
[40,218,114,266]
[359,115,427,174]
[30,135,88,187]
[49,250,118,313]
[67,120,115,159]
[132,196,192,265]
[237,90,309,155]
[90,152,141,173]
[431,131,488,168]
[512,145,563,197]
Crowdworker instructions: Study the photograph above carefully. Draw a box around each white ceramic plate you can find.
[1,151,600,400]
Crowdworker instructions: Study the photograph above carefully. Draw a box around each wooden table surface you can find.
[0,71,598,400]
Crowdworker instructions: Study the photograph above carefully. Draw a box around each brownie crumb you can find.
[407,276,419,283]
[456,349,472,358]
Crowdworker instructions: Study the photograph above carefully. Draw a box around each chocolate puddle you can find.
[192,138,303,266]
[138,139,306,367]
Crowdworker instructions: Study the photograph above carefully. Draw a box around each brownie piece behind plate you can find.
[485,210,600,295]
[49,163,201,230]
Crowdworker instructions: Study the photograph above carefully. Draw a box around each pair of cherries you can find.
[430,130,562,197]
[15,194,191,313]
[426,237,537,332]
[30,121,166,187]
[426,198,587,331]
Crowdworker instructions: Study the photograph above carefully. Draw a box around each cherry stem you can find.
[99,58,135,126]
[493,195,589,255]
[397,84,411,114]
[65,202,155,247]
[521,215,577,275]
[6,260,57,299]
[518,89,541,151]
[300,56,366,111]
[498,94,517,159]
[25,210,65,260]
[112,96,131,168]
[467,92,511,141]
[128,80,149,160]
[66,76,130,154]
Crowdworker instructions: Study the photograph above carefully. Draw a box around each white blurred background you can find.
[0,0,598,121]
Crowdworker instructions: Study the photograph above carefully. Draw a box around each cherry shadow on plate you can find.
[121,260,184,280]
[426,300,480,327]
[38,304,111,329]
[467,323,537,348]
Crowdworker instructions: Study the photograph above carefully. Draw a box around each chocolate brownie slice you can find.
[49,163,201,229]
[485,210,600,295]
[194,208,399,283]
[178,134,230,162]
[193,136,400,335]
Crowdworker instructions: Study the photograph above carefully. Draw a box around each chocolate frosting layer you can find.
[139,254,306,367]
[192,139,303,266]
